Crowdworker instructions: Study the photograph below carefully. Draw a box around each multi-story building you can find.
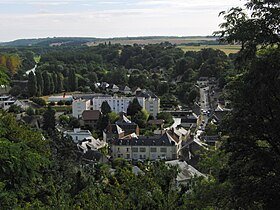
[72,99,91,118]
[110,132,181,161]
[91,96,145,114]
[72,93,160,118]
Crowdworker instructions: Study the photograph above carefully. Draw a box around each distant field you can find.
[87,37,217,46]
[178,45,241,55]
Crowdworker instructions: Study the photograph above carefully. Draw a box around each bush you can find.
[31,97,46,107]
[65,101,72,105]
[49,101,55,106]
[26,107,35,116]
[57,100,65,105]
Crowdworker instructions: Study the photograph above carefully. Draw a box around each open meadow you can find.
[178,44,241,55]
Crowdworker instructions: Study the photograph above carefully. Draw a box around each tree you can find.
[101,101,112,115]
[68,69,77,92]
[42,71,50,95]
[49,73,55,94]
[127,98,142,116]
[36,71,44,96]
[222,48,280,209]
[28,72,37,97]
[132,109,149,128]
[157,112,174,127]
[57,73,64,93]
[42,106,56,131]
[216,0,280,60]
[53,73,58,93]
[26,107,35,116]
[214,1,280,209]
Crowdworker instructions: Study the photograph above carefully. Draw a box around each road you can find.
[198,86,211,131]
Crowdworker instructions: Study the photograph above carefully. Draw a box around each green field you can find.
[178,45,241,55]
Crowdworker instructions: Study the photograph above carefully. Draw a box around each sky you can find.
[0,0,245,42]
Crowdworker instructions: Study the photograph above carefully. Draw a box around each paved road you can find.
[198,86,211,131]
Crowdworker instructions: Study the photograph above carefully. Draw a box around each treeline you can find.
[23,43,235,106]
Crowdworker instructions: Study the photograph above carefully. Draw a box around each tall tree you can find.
[49,73,55,94]
[215,1,280,209]
[68,69,77,92]
[127,98,142,116]
[53,73,58,93]
[101,101,112,115]
[57,73,64,93]
[36,71,44,96]
[27,72,37,97]
[42,71,50,95]
[42,106,56,131]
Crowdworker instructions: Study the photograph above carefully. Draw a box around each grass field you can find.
[87,37,217,46]
[178,45,241,55]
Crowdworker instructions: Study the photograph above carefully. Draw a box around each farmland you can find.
[178,44,241,55]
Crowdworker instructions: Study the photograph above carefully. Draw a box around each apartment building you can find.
[110,132,181,161]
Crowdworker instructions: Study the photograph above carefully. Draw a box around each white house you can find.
[72,99,91,118]
[64,128,92,143]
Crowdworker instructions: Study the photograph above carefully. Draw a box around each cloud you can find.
[0,0,246,41]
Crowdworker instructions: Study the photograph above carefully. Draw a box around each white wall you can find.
[72,99,91,118]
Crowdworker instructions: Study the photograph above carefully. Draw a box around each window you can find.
[127,148,129,152]
[126,154,130,159]
[151,147,157,152]
[160,147,167,153]
[132,148,138,152]
[140,148,146,152]
[117,147,120,152]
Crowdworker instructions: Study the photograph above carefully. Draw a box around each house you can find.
[103,123,125,142]
[1,99,30,111]
[100,82,110,90]
[115,113,140,135]
[64,128,93,143]
[110,132,181,161]
[148,119,165,129]
[80,110,101,128]
[72,99,91,118]
[110,84,119,93]
[180,114,198,128]
[80,150,109,164]
[132,87,142,95]
[77,137,107,152]
[201,135,220,147]
[20,115,42,129]
[166,160,205,186]
[212,110,230,124]
[167,126,190,143]
[120,86,132,95]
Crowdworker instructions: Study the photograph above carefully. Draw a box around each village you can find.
[0,75,230,184]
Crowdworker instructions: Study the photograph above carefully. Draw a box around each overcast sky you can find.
[0,0,245,42]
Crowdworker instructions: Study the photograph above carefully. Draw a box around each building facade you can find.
[91,96,145,114]
[72,99,91,118]
[110,133,181,161]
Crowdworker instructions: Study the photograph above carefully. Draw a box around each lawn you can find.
[178,45,241,55]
